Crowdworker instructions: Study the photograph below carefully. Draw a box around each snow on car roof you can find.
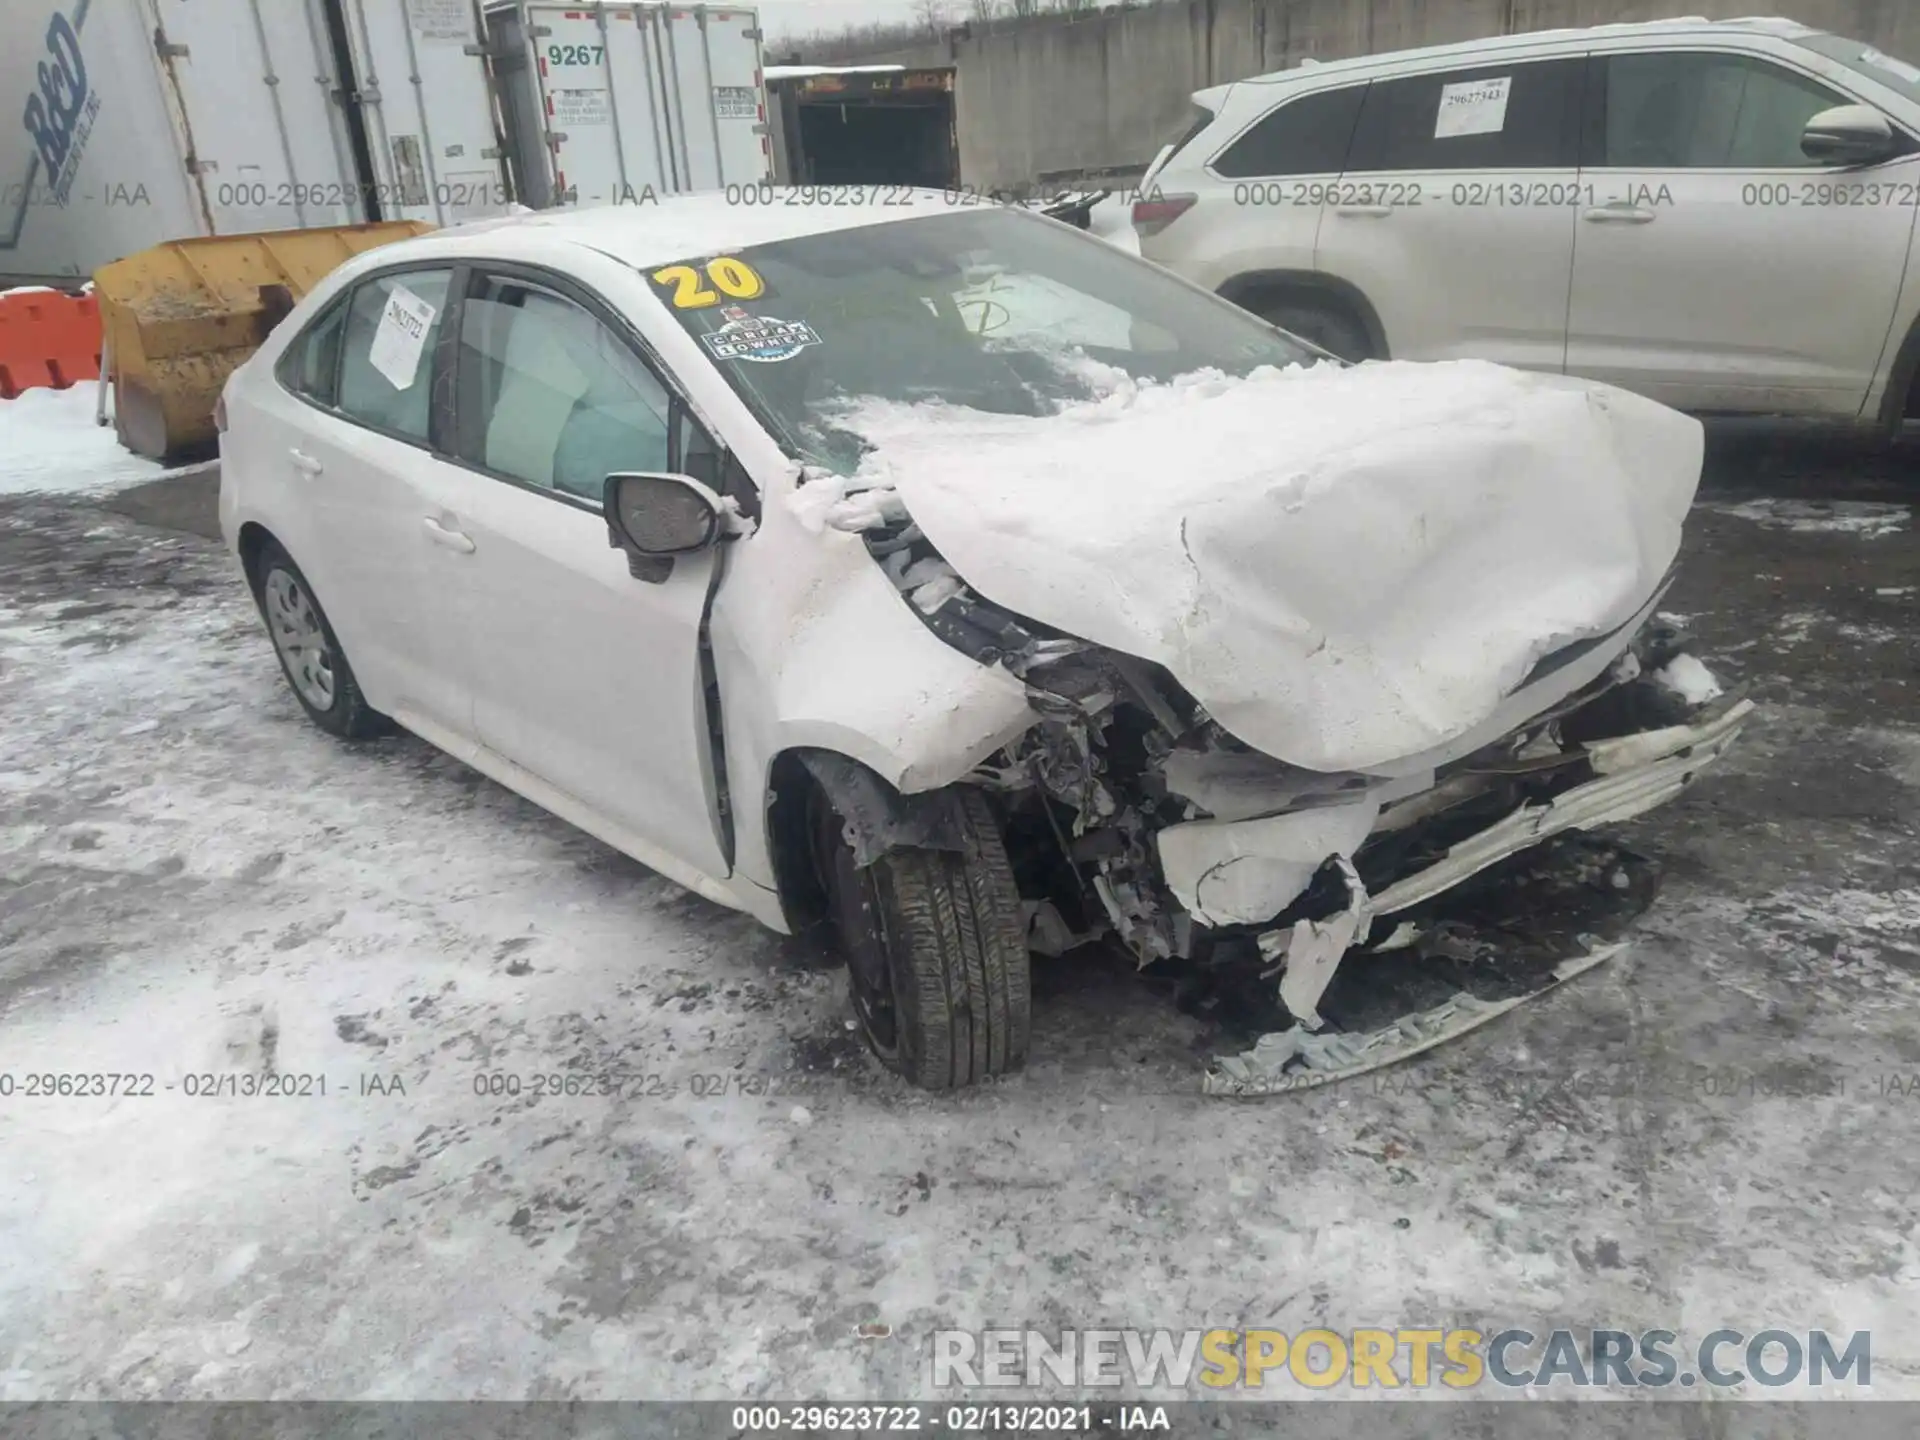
[433,190,966,267]
[1239,14,1820,85]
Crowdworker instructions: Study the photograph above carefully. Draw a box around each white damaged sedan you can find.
[218,193,1752,1091]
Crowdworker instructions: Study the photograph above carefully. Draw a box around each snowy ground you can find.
[0,387,216,498]
[2,396,1919,1401]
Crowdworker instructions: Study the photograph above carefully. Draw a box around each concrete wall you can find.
[861,0,1920,187]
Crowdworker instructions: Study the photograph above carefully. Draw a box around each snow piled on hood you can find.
[822,359,1702,772]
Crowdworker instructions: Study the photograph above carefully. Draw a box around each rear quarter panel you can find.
[217,353,322,592]
[215,252,378,594]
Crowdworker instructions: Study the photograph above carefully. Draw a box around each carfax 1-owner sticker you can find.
[701,306,822,363]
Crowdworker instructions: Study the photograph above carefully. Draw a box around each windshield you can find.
[1795,32,1920,106]
[643,207,1315,474]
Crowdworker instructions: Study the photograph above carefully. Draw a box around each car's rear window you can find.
[641,207,1314,475]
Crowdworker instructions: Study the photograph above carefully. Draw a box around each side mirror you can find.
[603,472,726,582]
[1802,104,1898,166]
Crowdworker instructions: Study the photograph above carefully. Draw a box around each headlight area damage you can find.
[797,362,1754,1091]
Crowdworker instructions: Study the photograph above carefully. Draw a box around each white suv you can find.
[1136,16,1920,428]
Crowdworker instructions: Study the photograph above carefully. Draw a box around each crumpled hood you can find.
[835,359,1702,773]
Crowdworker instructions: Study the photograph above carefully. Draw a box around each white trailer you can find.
[2,0,510,286]
[486,0,771,210]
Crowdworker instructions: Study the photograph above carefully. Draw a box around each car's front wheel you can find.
[250,540,389,740]
[811,785,1031,1090]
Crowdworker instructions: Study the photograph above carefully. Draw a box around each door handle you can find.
[289,448,324,477]
[422,515,476,554]
[1582,205,1656,224]
[1334,204,1394,218]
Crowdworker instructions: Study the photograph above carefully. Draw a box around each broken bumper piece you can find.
[1203,945,1623,1096]
[1201,695,1754,1096]
[1369,696,1754,917]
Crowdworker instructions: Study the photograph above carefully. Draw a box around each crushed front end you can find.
[860,506,1753,1092]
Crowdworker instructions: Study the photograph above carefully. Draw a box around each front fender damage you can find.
[795,748,970,868]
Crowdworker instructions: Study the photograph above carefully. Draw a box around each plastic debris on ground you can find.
[1185,834,1662,1096]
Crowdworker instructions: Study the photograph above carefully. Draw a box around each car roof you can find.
[1233,14,1821,87]
[410,189,966,269]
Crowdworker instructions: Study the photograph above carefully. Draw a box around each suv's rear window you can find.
[1160,103,1217,166]
[1214,85,1366,177]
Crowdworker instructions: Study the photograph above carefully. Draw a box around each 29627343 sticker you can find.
[1435,75,1512,139]
[701,306,822,363]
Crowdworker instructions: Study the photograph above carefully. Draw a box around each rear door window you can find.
[1213,85,1368,177]
[1346,58,1585,171]
[335,269,454,443]
[1591,51,1855,168]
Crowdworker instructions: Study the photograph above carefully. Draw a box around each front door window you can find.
[454,274,674,504]
[1596,52,1850,169]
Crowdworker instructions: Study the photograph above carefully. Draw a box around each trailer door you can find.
[331,0,510,223]
[148,0,360,232]
[663,7,771,190]
[520,3,669,205]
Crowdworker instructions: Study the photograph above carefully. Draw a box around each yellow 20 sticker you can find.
[650,256,766,309]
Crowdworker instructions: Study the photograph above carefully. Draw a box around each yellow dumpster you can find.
[93,221,433,462]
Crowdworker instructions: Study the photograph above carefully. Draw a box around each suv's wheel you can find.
[810,785,1031,1090]
[250,540,390,740]
[1262,300,1375,363]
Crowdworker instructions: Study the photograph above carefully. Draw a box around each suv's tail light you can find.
[1131,192,1196,238]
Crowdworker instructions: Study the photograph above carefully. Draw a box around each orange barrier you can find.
[0,289,102,399]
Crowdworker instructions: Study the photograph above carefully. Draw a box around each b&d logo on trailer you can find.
[22,2,101,205]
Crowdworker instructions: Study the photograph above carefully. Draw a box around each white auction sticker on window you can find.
[368,283,437,390]
[1435,75,1512,139]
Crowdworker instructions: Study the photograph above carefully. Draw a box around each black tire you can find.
[1264,300,1375,363]
[813,786,1031,1090]
[250,540,390,740]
